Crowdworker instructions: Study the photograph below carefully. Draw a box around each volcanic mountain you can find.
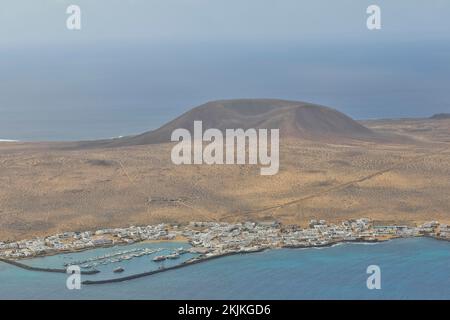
[75,99,406,148]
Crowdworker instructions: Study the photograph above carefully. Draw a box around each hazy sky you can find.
[1,0,450,140]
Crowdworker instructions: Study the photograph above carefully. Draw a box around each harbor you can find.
[1,219,449,262]
[0,218,449,285]
[1,236,449,299]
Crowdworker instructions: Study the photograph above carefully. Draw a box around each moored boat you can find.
[152,255,166,262]
[113,267,124,273]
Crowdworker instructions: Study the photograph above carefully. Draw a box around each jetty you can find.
[0,258,100,275]
[82,249,265,285]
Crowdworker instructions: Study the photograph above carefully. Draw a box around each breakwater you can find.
[82,240,385,285]
[0,258,99,275]
[282,238,383,249]
[82,249,266,285]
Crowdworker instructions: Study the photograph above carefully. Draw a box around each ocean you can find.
[0,237,448,300]
[1,40,450,142]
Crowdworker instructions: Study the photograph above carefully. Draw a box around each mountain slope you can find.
[103,99,391,147]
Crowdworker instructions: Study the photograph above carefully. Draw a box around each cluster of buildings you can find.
[0,224,175,259]
[0,219,448,260]
[181,219,449,257]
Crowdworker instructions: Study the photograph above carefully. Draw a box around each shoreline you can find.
[15,238,189,262]
[1,218,448,286]
[81,236,438,286]
[2,219,448,262]
[0,235,447,286]
[7,237,383,262]
[3,234,447,264]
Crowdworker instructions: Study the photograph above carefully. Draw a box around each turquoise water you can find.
[0,238,448,300]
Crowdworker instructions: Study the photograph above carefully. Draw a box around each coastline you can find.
[1,236,448,300]
[12,237,383,262]
[15,238,190,262]
[1,218,448,286]
[81,236,437,285]
[0,235,448,286]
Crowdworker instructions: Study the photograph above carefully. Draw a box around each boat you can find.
[176,247,187,254]
[166,253,180,259]
[113,267,124,273]
[152,255,166,262]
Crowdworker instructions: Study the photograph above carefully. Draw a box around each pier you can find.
[0,258,100,275]
[82,249,265,285]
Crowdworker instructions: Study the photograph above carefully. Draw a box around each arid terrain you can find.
[1,100,449,241]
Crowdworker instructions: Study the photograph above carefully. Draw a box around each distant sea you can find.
[0,237,449,300]
[0,104,177,142]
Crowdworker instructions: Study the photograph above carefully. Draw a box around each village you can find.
[0,219,448,260]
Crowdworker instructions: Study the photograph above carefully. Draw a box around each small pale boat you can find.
[152,255,166,262]
[113,267,125,273]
